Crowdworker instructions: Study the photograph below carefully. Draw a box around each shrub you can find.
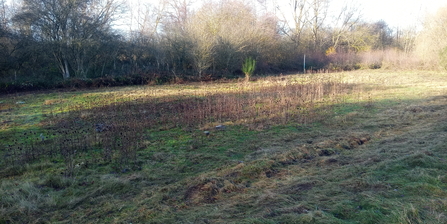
[0,73,175,93]
[439,46,447,70]
[242,57,256,82]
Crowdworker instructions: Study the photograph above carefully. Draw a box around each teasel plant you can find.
[2,73,359,177]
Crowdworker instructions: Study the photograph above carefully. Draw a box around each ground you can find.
[1,70,447,223]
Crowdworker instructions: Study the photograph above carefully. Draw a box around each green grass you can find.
[1,70,447,223]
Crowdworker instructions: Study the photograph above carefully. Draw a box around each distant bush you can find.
[439,46,447,70]
[306,52,330,70]
[324,49,426,71]
[0,73,174,94]
[326,51,362,71]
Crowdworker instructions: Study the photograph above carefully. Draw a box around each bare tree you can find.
[309,0,329,50]
[185,0,281,75]
[14,0,124,79]
[330,1,362,51]
[275,0,331,51]
[198,0,261,72]
[124,0,167,74]
[0,0,7,29]
[186,8,215,78]
[276,0,309,47]
[395,26,417,53]
[160,0,194,75]
[128,0,166,37]
[164,0,192,34]
[415,6,447,68]
[0,0,12,76]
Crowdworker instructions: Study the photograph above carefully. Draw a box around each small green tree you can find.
[242,56,256,82]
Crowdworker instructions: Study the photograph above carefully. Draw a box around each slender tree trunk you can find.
[54,51,70,79]
[63,59,70,79]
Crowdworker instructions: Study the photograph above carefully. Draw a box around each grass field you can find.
[1,70,447,223]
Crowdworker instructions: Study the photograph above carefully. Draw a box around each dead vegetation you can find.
[1,70,447,223]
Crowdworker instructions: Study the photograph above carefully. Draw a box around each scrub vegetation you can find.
[2,70,447,223]
[1,0,447,92]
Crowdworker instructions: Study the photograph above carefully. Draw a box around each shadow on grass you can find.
[2,78,447,223]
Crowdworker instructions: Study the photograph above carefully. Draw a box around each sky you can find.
[124,0,447,29]
[6,0,446,30]
[348,0,447,28]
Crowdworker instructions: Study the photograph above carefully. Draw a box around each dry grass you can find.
[1,69,447,223]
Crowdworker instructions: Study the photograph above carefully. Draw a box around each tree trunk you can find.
[62,59,70,79]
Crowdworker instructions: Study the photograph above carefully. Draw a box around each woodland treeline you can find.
[0,0,446,91]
